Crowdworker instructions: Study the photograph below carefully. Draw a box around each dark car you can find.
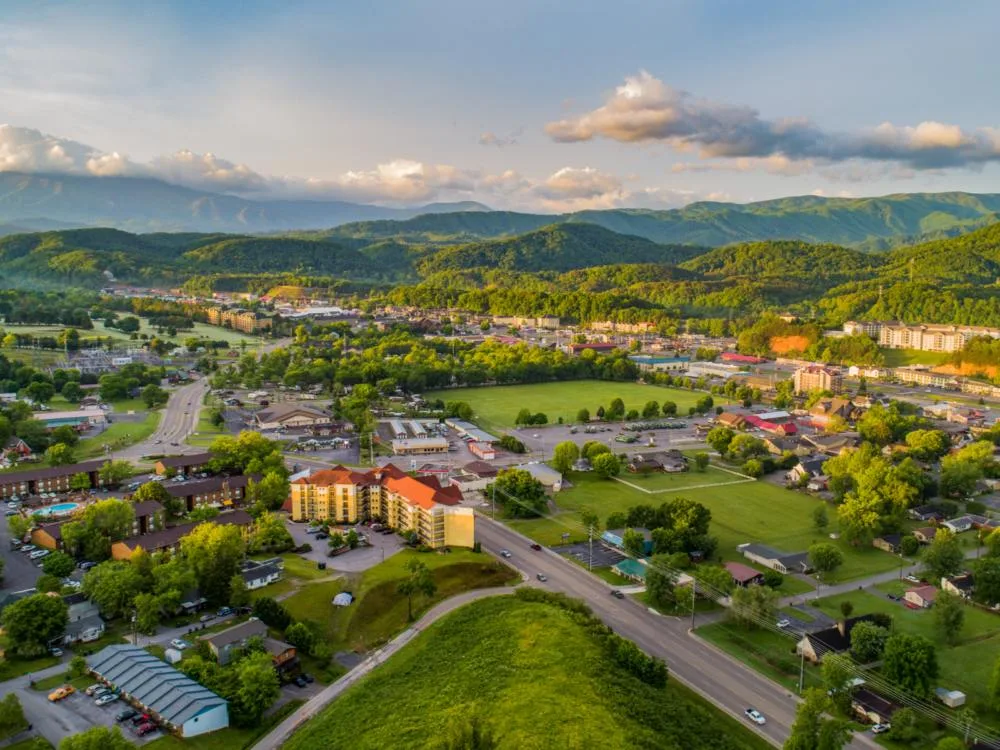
[610,590,625,599]
[530,543,542,551]
[116,708,138,722]
[131,713,152,725]
[302,673,314,683]
[315,532,329,540]
[294,675,308,688]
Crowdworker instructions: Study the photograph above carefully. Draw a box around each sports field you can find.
[425,380,728,432]
[510,473,899,584]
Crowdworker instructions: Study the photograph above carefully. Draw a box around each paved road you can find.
[254,587,514,750]
[4,659,83,747]
[115,378,210,460]
[475,517,879,750]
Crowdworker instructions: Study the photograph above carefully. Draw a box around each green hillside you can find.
[680,240,881,284]
[418,223,702,274]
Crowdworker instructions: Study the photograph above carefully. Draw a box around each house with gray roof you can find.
[88,644,228,737]
[737,542,812,574]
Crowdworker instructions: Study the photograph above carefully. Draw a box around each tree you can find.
[346,529,360,549]
[180,522,245,603]
[133,592,163,634]
[246,471,291,512]
[69,472,91,492]
[659,401,676,416]
[850,620,889,663]
[813,504,828,532]
[488,469,547,518]
[82,560,147,618]
[514,408,533,426]
[68,654,88,678]
[439,717,498,750]
[923,529,964,582]
[645,555,678,609]
[398,558,436,621]
[883,632,938,697]
[934,739,966,750]
[576,408,590,423]
[592,452,621,479]
[131,479,180,517]
[905,429,951,461]
[886,708,921,744]
[42,550,76,578]
[51,426,80,448]
[23,381,55,404]
[622,528,646,558]
[820,653,855,713]
[1,593,69,656]
[7,514,31,541]
[582,441,611,460]
[808,543,844,574]
[61,498,135,561]
[783,688,851,750]
[900,535,920,557]
[839,600,854,619]
[728,584,778,629]
[706,426,735,454]
[693,452,709,472]
[551,441,580,475]
[61,380,84,403]
[940,460,982,498]
[285,622,316,655]
[933,590,966,645]
[189,506,219,522]
[762,569,784,589]
[253,597,291,630]
[45,442,75,466]
[98,460,134,487]
[36,573,63,593]
[140,384,169,409]
[607,398,625,420]
[0,694,24,738]
[742,459,763,478]
[248,511,293,553]
[641,400,660,418]
[229,574,250,609]
[235,652,280,724]
[59,726,136,750]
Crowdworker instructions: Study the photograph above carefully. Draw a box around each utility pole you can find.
[588,523,593,571]
[690,581,697,629]
[798,648,805,694]
[491,482,496,521]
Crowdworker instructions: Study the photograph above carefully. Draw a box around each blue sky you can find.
[1,0,999,210]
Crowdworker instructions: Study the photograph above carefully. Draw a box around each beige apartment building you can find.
[205,307,272,334]
[792,365,843,394]
[844,320,1000,353]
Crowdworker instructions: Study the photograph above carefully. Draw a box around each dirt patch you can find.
[769,335,811,355]
[933,362,1000,378]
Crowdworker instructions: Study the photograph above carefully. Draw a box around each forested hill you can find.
[679,241,881,285]
[322,192,1000,249]
[417,223,703,274]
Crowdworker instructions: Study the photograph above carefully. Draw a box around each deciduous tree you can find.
[592,452,621,479]
[398,559,436,621]
[808,543,844,574]
[883,632,938,698]
[933,590,966,645]
[551,441,580,475]
[1,593,69,656]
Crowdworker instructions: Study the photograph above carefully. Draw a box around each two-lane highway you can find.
[476,517,878,749]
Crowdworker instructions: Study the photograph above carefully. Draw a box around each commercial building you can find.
[792,365,843,394]
[738,542,812,574]
[34,410,107,430]
[254,403,334,431]
[391,437,449,455]
[685,361,742,380]
[892,367,958,389]
[289,464,474,548]
[443,419,499,445]
[88,645,229,737]
[492,315,560,329]
[205,307,271,334]
[628,354,691,373]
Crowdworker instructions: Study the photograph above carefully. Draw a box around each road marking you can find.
[612,475,755,495]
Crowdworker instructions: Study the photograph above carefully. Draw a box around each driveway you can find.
[285,519,406,573]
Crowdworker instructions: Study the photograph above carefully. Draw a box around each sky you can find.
[2,0,1000,212]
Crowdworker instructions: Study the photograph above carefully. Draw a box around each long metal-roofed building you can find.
[88,644,229,737]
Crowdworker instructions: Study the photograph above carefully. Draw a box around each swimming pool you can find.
[32,502,81,517]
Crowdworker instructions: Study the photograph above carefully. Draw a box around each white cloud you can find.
[548,71,1000,170]
[0,124,140,176]
[478,128,522,148]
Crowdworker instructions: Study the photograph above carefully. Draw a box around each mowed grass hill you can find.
[282,595,773,750]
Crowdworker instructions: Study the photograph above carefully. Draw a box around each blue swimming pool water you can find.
[32,502,81,517]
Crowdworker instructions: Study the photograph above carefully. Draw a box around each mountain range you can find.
[3,171,1000,248]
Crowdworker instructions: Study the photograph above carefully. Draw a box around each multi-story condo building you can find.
[792,365,843,394]
[205,307,272,334]
[290,464,474,549]
[843,320,1000,353]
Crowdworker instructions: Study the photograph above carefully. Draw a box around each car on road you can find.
[199,613,215,623]
[871,723,891,735]
[776,619,791,628]
[500,549,512,558]
[610,590,625,599]
[302,673,314,683]
[170,639,192,650]
[217,607,233,617]
[85,683,104,696]
[116,708,138,722]
[536,573,548,582]
[48,685,75,702]
[315,531,329,540]
[170,441,179,446]
[4,509,16,517]
[530,543,542,551]
[745,708,766,725]
[95,692,120,706]
[137,722,158,736]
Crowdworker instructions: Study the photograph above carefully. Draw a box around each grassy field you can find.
[75,411,161,459]
[280,549,519,652]
[698,620,819,693]
[513,472,897,584]
[6,738,53,750]
[283,595,772,750]
[613,465,750,493]
[146,699,305,750]
[0,651,60,682]
[811,590,1000,712]
[187,406,227,448]
[425,380,730,432]
[880,348,952,367]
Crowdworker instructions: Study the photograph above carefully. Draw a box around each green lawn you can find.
[187,407,228,448]
[146,699,305,750]
[283,595,772,750]
[511,472,893,584]
[880,349,951,367]
[5,738,53,750]
[613,465,749,492]
[698,620,821,693]
[0,652,60,682]
[75,411,161,459]
[425,381,730,432]
[281,549,519,652]
[811,590,1000,711]
[30,673,93,692]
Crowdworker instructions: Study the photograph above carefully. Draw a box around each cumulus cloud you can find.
[0,124,140,176]
[150,150,268,193]
[547,71,1000,170]
[478,128,522,148]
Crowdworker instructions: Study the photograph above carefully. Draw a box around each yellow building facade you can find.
[289,465,474,549]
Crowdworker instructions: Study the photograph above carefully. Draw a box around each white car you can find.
[500,549,512,558]
[904,574,921,584]
[95,692,119,706]
[776,619,790,629]
[745,708,766,725]
[170,639,192,650]
[871,723,891,735]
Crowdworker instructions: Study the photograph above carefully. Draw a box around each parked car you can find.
[745,708,766,725]
[302,673,314,683]
[78,561,97,571]
[20,544,36,553]
[315,532,329,540]
[48,685,75,702]
[199,613,216,623]
[131,713,152,725]
[530,543,542,551]
[871,723,891,735]
[536,573,548,582]
[905,574,921,583]
[137,722,157,736]
[776,619,791,629]
[217,607,233,617]
[116,708,138,722]
[95,692,120,706]
[92,687,111,699]
[49,647,63,657]
[293,675,308,688]
[85,683,104,696]
[500,549,512,558]
[610,590,625,599]
[170,639,192,650]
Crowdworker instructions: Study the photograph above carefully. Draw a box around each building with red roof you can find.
[743,414,797,437]
[289,464,473,548]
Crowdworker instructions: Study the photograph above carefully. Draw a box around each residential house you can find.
[240,561,281,591]
[154,452,214,477]
[627,450,688,474]
[909,505,945,523]
[131,500,165,537]
[872,534,902,554]
[61,592,105,644]
[852,688,899,725]
[737,543,812,574]
[786,457,827,484]
[809,398,855,426]
[800,432,860,456]
[795,615,877,663]
[762,436,803,456]
[913,527,938,544]
[31,520,68,550]
[905,584,937,608]
[201,618,297,673]
[943,516,975,534]
[602,528,654,556]
[724,562,764,587]
[290,464,474,549]
[4,437,32,460]
[942,573,974,599]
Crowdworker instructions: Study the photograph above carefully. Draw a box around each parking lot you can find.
[553,542,626,569]
[285,518,407,573]
[53,688,165,744]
